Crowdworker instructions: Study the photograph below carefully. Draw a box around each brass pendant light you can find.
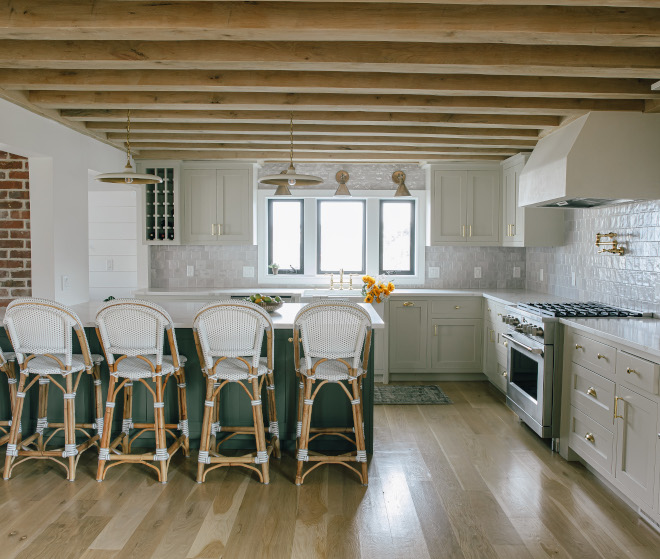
[334,170,352,197]
[258,114,323,195]
[392,170,412,197]
[96,110,163,184]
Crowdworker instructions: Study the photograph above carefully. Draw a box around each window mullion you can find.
[365,198,380,276]
[303,198,317,276]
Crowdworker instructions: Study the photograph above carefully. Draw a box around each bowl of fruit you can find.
[246,294,284,313]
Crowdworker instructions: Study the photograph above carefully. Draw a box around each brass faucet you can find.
[339,268,344,289]
[595,232,625,255]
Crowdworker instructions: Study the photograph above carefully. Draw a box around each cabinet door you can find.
[183,168,218,243]
[615,385,657,507]
[502,164,522,244]
[430,319,483,372]
[430,170,467,243]
[466,170,500,243]
[217,168,251,243]
[389,300,428,370]
[483,322,498,383]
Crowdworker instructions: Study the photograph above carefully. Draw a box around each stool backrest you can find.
[95,299,181,369]
[3,297,92,369]
[193,300,273,371]
[294,302,372,371]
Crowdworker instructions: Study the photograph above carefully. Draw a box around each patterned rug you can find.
[373,385,453,405]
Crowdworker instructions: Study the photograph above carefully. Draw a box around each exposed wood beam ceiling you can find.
[1,1,658,162]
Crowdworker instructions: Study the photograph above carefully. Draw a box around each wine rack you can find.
[143,166,179,244]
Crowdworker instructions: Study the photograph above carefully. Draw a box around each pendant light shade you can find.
[392,170,412,197]
[259,114,323,194]
[333,170,352,197]
[96,110,163,185]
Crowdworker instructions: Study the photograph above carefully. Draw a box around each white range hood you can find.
[519,112,660,208]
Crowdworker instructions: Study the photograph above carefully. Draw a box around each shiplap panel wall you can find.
[88,190,138,300]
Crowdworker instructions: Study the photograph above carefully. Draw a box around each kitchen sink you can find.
[302,289,364,298]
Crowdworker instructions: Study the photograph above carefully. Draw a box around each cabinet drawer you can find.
[484,300,507,325]
[568,406,615,476]
[616,351,659,395]
[567,331,616,379]
[431,297,482,318]
[569,363,615,428]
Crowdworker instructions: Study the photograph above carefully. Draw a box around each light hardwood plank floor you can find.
[2,381,659,559]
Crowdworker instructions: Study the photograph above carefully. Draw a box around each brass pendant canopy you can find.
[258,114,323,194]
[333,170,352,197]
[392,170,412,197]
[96,110,163,185]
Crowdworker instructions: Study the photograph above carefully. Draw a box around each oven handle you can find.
[501,333,544,356]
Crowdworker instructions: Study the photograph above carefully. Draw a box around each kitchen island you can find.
[0,302,384,453]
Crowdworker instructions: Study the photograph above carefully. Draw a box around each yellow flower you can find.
[365,294,374,303]
[387,282,395,292]
[375,295,382,303]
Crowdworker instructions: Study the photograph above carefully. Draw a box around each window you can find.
[379,200,415,275]
[317,200,366,274]
[267,199,303,274]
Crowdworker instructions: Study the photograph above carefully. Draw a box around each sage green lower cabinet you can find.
[388,299,429,370]
[430,319,482,372]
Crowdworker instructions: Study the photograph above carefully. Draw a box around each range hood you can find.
[519,112,660,208]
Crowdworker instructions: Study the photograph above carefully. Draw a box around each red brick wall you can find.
[0,151,31,307]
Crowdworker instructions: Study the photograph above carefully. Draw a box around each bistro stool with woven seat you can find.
[95,299,189,483]
[0,347,18,447]
[2,298,105,481]
[293,301,372,486]
[193,300,280,484]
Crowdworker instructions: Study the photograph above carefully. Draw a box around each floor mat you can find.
[373,384,453,405]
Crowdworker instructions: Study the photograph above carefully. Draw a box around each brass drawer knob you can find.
[626,367,636,375]
[503,341,508,347]
[584,433,595,443]
[597,353,606,360]
[575,344,583,350]
[586,387,597,398]
[403,301,414,307]
[455,306,461,309]
[288,337,293,343]
[502,371,508,378]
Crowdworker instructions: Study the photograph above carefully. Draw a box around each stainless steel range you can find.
[501,302,650,449]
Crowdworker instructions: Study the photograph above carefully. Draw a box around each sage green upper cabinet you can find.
[182,164,254,245]
[501,154,564,247]
[430,164,500,246]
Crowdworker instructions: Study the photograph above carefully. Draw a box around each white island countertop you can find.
[64,300,385,330]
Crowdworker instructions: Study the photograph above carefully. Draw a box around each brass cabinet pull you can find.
[502,370,508,378]
[211,223,216,235]
[584,433,595,443]
[434,325,438,336]
[403,301,414,307]
[586,387,597,398]
[614,396,624,419]
[575,344,583,350]
[217,224,223,235]
[469,225,472,237]
[462,225,466,237]
[626,367,636,375]
[597,353,606,360]
[489,329,495,343]
[455,305,461,309]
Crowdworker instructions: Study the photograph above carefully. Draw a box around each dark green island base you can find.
[0,328,374,454]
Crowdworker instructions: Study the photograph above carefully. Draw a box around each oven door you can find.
[503,332,554,437]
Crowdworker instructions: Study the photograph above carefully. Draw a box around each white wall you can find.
[0,98,125,304]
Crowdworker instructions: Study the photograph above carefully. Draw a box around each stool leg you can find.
[64,374,76,481]
[91,365,104,444]
[350,378,368,485]
[197,376,215,483]
[121,381,133,454]
[97,376,118,482]
[250,377,269,484]
[3,372,27,480]
[295,373,304,447]
[295,378,314,486]
[265,370,280,459]
[153,376,168,483]
[176,368,190,457]
[210,381,221,451]
[37,377,49,451]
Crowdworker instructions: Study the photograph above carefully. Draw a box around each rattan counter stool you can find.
[95,299,189,483]
[193,300,280,484]
[293,301,372,486]
[0,347,17,447]
[2,298,105,481]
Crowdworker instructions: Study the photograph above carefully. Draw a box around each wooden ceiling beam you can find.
[32,90,644,115]
[2,2,659,47]
[2,69,657,100]
[88,121,541,139]
[1,41,659,79]
[123,1,660,6]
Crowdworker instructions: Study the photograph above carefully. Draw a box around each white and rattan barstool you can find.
[2,298,105,481]
[95,299,189,483]
[293,301,372,485]
[193,300,280,484]
[0,347,17,447]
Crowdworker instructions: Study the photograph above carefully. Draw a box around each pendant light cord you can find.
[125,109,132,167]
[289,112,294,167]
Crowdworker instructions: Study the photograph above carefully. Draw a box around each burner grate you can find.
[518,302,645,318]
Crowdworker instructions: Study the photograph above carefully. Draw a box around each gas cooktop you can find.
[517,302,648,318]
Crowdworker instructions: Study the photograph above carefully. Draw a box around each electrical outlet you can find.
[513,267,521,278]
[243,266,255,278]
[186,265,194,277]
[61,275,70,291]
[474,267,482,279]
[571,271,576,287]
[540,268,544,282]
[106,258,114,271]
[428,267,440,279]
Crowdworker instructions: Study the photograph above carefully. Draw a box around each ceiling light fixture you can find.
[96,110,163,185]
[258,113,323,195]
[334,170,352,197]
[392,170,411,197]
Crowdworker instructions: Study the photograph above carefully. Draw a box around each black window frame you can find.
[379,199,416,276]
[267,198,304,275]
[316,199,367,275]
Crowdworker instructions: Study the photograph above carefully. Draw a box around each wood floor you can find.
[2,381,659,559]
